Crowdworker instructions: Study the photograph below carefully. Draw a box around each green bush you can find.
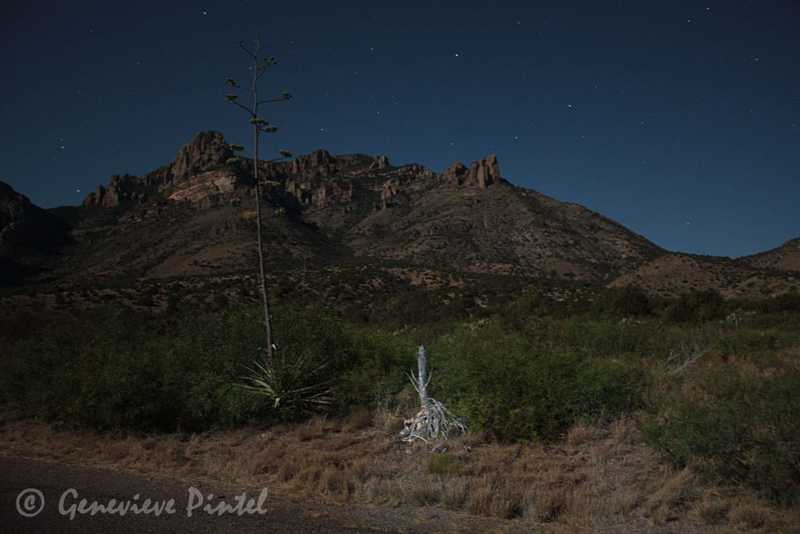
[664,289,725,323]
[601,286,652,317]
[758,292,800,314]
[0,305,374,431]
[431,321,644,441]
[643,360,800,505]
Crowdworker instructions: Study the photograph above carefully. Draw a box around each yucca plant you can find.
[239,348,335,416]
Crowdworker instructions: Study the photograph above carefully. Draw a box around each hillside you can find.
[741,238,800,273]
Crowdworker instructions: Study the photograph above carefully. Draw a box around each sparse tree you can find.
[226,39,292,367]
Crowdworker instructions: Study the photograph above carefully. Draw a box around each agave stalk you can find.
[226,39,292,367]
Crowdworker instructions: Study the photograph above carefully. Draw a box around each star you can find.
[453,52,460,58]
[376,111,382,116]
[319,127,326,133]
[202,10,208,16]
[76,188,81,193]
[687,18,692,23]
[449,141,455,147]
[753,56,760,62]
[59,145,65,150]
[567,104,573,109]
[513,135,519,141]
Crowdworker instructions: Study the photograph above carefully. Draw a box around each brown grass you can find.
[1,410,797,532]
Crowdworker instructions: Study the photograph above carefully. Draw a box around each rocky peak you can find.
[289,149,336,178]
[171,131,233,182]
[369,154,391,171]
[470,154,500,189]
[442,156,500,189]
[442,161,469,185]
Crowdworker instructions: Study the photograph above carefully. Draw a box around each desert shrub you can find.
[664,289,726,323]
[600,286,652,317]
[0,305,367,431]
[494,292,551,330]
[758,292,800,314]
[643,360,800,505]
[338,327,416,409]
[431,321,644,441]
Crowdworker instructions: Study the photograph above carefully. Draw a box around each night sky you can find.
[2,1,798,258]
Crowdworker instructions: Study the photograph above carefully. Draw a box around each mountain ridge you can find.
[2,131,798,298]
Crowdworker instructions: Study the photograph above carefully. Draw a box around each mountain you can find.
[0,180,69,285]
[2,131,798,301]
[60,131,664,284]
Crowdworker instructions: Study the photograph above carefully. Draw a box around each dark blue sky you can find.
[1,1,797,257]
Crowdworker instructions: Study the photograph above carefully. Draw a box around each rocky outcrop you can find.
[289,149,336,179]
[84,131,236,208]
[167,170,238,206]
[171,131,233,182]
[442,162,469,185]
[82,174,142,208]
[369,154,391,171]
[381,180,399,209]
[287,180,353,209]
[442,156,500,189]
[472,154,500,189]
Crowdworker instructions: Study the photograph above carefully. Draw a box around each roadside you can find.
[0,455,376,533]
[4,410,791,533]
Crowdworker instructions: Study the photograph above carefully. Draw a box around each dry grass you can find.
[1,410,797,532]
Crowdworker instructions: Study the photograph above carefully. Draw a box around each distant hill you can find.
[740,238,800,273]
[0,180,69,285]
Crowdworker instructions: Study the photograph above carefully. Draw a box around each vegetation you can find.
[2,285,800,509]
